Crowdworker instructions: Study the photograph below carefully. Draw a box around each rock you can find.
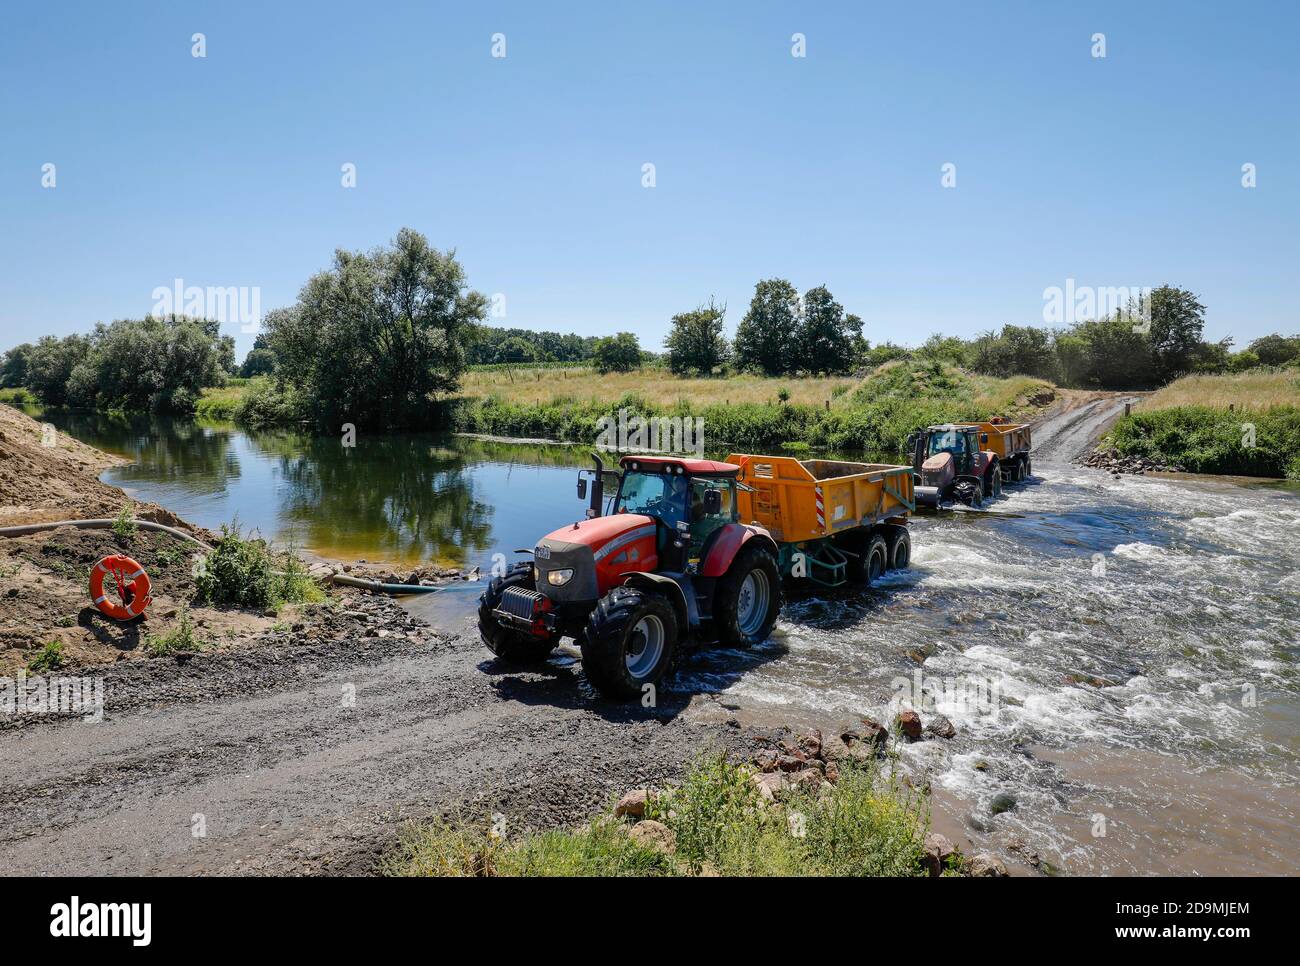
[897,710,923,741]
[820,737,847,763]
[407,572,420,585]
[923,832,957,876]
[824,761,840,784]
[906,648,927,665]
[777,755,806,773]
[752,771,790,802]
[791,768,824,792]
[799,729,823,759]
[973,760,990,772]
[614,789,652,819]
[860,717,889,748]
[968,853,1009,877]
[989,792,1017,815]
[628,820,676,855]
[754,748,780,773]
[925,716,956,739]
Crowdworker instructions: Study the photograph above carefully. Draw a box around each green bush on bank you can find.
[193,523,323,610]
[381,754,927,877]
[1109,405,1300,479]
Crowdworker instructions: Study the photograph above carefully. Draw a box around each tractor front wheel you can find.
[987,466,1003,499]
[477,562,559,664]
[580,586,679,700]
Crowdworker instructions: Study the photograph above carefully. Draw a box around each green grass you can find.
[27,640,64,673]
[146,607,205,656]
[1108,404,1300,479]
[192,522,325,610]
[381,753,928,878]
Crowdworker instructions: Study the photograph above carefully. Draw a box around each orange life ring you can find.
[89,555,152,621]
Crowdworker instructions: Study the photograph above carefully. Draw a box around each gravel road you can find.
[0,595,755,876]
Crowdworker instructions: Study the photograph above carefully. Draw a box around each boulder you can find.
[791,768,824,793]
[860,717,889,748]
[897,710,923,741]
[614,789,653,819]
[629,820,676,855]
[925,716,956,739]
[922,832,958,876]
[752,771,790,802]
[754,748,780,773]
[968,853,1009,877]
[989,792,1017,816]
[799,729,823,759]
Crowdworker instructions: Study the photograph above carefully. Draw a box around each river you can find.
[36,403,1300,875]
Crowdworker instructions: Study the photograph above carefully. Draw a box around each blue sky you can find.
[2,0,1296,361]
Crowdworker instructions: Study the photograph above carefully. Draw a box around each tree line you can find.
[3,227,1296,425]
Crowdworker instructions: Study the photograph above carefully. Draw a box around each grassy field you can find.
[1111,368,1300,478]
[1138,368,1300,412]
[463,366,861,409]
[381,754,932,878]
[455,360,1055,456]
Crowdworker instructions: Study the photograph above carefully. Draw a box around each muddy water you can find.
[42,406,1300,875]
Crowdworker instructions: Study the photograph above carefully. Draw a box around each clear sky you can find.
[2,0,1296,361]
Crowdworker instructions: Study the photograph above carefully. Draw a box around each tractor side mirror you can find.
[577,476,587,500]
[702,488,722,516]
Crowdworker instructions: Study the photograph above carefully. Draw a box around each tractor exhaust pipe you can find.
[589,452,605,518]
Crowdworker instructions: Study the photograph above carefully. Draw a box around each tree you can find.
[1072,315,1154,389]
[734,278,801,375]
[969,325,1057,380]
[25,334,91,406]
[239,333,277,377]
[1147,285,1205,382]
[799,286,858,374]
[0,342,33,388]
[665,300,729,375]
[1248,333,1300,367]
[266,228,486,426]
[495,336,538,364]
[917,333,969,366]
[593,332,642,373]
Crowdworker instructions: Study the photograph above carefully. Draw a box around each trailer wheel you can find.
[886,527,911,570]
[1012,457,1025,482]
[1023,456,1033,479]
[477,562,559,664]
[714,544,781,648]
[580,586,678,700]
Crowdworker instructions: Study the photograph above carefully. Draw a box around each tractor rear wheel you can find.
[987,466,1003,499]
[580,586,678,700]
[477,562,559,664]
[714,544,781,648]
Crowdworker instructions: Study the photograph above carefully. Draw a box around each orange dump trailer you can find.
[725,454,914,587]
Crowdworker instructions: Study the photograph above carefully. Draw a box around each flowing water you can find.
[38,403,1300,875]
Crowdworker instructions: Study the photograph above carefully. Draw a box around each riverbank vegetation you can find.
[382,754,928,877]
[1106,370,1300,479]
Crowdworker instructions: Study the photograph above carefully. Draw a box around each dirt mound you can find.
[0,404,131,525]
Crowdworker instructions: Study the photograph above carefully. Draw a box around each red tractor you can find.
[907,423,1004,508]
[478,454,783,700]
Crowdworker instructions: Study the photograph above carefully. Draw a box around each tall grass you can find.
[1139,368,1300,412]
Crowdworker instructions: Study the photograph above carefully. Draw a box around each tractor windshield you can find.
[927,430,969,457]
[615,471,689,528]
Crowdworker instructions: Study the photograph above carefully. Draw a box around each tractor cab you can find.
[922,425,981,476]
[612,456,740,568]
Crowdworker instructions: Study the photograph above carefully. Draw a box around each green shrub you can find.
[193,523,324,610]
[111,501,138,540]
[27,640,64,673]
[1109,405,1300,478]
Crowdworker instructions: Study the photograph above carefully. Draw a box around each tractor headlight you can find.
[547,568,574,587]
